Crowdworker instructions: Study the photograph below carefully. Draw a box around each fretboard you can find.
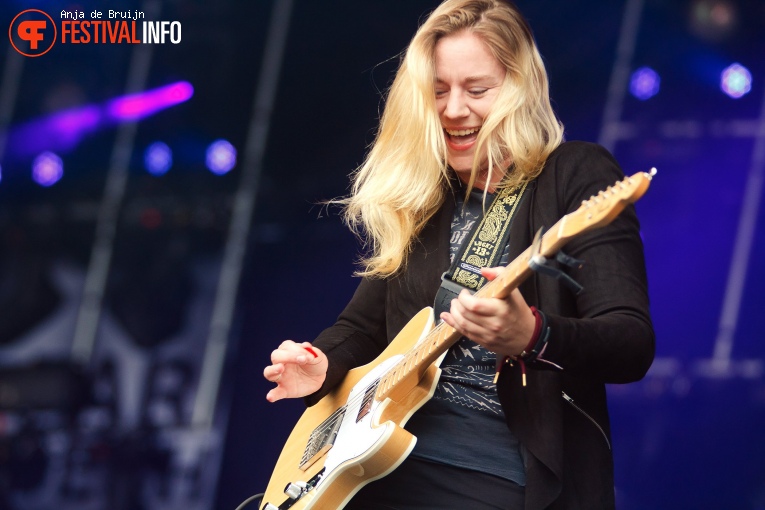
[375,216,567,401]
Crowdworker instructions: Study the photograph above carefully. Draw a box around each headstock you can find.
[558,168,656,240]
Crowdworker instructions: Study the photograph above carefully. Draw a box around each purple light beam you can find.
[107,81,194,121]
[7,81,194,159]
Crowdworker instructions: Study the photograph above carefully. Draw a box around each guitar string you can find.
[308,281,509,442]
[311,242,528,441]
[306,176,638,452]
[312,223,541,441]
[309,319,457,446]
[371,176,635,401]
[308,325,444,445]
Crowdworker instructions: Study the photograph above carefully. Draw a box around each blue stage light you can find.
[630,67,660,100]
[720,63,751,98]
[145,142,172,176]
[32,151,63,186]
[206,140,237,175]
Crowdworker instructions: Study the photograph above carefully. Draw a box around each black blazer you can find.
[309,141,655,510]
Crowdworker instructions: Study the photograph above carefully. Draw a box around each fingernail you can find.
[297,355,306,363]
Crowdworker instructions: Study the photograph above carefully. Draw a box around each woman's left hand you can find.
[439,266,535,357]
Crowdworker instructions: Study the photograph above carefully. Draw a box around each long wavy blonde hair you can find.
[343,0,563,277]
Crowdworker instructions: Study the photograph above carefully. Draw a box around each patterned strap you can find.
[433,182,528,317]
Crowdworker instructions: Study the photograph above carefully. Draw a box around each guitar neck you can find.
[375,217,568,401]
[264,171,653,510]
[374,169,655,401]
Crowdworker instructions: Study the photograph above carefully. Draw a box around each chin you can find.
[447,158,473,173]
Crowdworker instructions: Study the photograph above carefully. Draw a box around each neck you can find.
[453,157,513,192]
[455,167,505,193]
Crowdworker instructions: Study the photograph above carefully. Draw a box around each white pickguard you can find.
[319,355,405,479]
[316,310,438,494]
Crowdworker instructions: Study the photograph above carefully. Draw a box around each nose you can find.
[442,90,469,120]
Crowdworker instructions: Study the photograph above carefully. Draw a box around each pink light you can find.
[11,105,102,156]
[50,106,101,134]
[9,81,195,159]
[48,105,102,148]
[107,81,194,121]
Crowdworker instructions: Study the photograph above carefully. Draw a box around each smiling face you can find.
[434,30,506,186]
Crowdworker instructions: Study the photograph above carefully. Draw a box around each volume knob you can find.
[284,482,305,500]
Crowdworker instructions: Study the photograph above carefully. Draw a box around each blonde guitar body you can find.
[261,308,443,510]
[259,170,656,510]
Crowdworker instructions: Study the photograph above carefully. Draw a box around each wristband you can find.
[519,306,550,363]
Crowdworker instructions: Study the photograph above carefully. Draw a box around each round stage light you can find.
[145,141,172,176]
[32,152,63,187]
[630,67,660,100]
[206,139,237,175]
[721,63,752,99]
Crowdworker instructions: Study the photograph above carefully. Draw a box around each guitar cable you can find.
[234,492,264,510]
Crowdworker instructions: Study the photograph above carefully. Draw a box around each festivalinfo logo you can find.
[9,8,182,57]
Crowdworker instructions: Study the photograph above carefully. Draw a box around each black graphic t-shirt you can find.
[406,189,526,486]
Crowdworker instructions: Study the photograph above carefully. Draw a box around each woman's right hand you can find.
[263,340,328,402]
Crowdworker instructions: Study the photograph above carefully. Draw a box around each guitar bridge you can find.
[299,408,346,471]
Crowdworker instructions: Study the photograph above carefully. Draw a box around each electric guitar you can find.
[260,169,656,510]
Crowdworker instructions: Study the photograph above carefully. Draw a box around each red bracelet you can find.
[520,306,543,357]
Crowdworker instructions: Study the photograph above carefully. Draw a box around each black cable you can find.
[234,492,264,510]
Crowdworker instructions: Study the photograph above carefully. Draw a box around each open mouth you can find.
[444,126,480,150]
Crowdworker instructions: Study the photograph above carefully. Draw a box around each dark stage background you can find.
[0,1,763,509]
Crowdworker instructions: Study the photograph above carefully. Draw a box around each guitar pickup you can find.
[356,380,379,422]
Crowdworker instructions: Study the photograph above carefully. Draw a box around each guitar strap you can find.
[433,181,529,318]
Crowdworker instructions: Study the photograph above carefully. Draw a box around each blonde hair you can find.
[343,0,564,277]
